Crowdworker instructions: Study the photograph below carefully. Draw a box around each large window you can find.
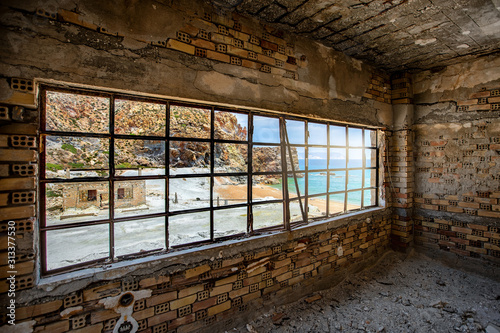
[40,86,380,274]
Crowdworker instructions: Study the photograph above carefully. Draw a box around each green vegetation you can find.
[69,162,85,168]
[117,162,140,169]
[47,190,62,197]
[62,143,78,154]
[46,163,63,171]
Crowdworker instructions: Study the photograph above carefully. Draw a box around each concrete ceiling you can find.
[212,0,500,72]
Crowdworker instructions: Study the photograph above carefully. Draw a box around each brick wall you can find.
[412,85,500,263]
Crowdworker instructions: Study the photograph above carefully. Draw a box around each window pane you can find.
[170,141,210,174]
[330,125,346,146]
[45,182,109,226]
[46,91,109,133]
[115,139,166,176]
[253,203,283,229]
[45,136,109,178]
[286,146,305,172]
[347,191,362,210]
[330,148,346,169]
[365,129,377,147]
[348,128,363,147]
[285,174,305,197]
[169,212,210,246]
[252,176,282,201]
[115,99,166,136]
[329,194,345,215]
[169,177,210,211]
[364,169,376,188]
[215,143,247,173]
[214,208,247,238]
[215,111,248,140]
[46,224,109,270]
[214,176,247,207]
[290,199,305,222]
[364,189,376,207]
[253,116,280,143]
[114,217,165,257]
[308,195,326,219]
[170,105,210,139]
[253,146,281,172]
[285,119,305,144]
[308,148,327,170]
[114,180,165,218]
[308,122,327,145]
[329,171,346,192]
[348,170,362,190]
[308,172,327,195]
[366,149,377,168]
[348,149,363,168]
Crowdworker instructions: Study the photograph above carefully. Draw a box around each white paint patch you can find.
[462,30,470,35]
[337,246,344,257]
[457,44,470,49]
[60,305,83,318]
[0,320,36,333]
[415,38,437,46]
[100,290,152,333]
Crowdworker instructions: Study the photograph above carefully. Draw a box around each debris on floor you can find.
[232,250,500,333]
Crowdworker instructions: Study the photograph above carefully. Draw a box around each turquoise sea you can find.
[272,159,371,206]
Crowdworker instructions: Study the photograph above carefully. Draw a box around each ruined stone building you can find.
[0,0,499,332]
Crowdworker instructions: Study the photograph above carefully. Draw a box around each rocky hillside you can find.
[45,93,298,176]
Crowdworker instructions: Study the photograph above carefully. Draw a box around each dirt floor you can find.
[232,250,500,333]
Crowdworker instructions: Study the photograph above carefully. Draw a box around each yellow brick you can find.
[190,38,216,51]
[210,284,232,297]
[17,300,62,320]
[134,307,155,321]
[0,149,36,162]
[229,286,249,299]
[215,274,237,287]
[166,39,195,55]
[207,300,231,316]
[206,50,230,63]
[71,323,103,333]
[35,320,69,333]
[179,284,205,298]
[90,309,119,324]
[1,91,35,106]
[146,291,177,307]
[170,294,196,310]
[0,177,36,191]
[185,264,210,279]
[0,260,33,279]
[229,29,250,42]
[242,291,260,303]
[139,275,169,288]
[0,205,35,221]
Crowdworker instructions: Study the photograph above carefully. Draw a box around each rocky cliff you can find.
[45,94,298,177]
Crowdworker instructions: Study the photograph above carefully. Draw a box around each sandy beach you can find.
[214,182,359,216]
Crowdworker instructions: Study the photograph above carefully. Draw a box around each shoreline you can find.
[214,183,360,214]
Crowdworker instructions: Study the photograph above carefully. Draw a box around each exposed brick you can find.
[166,39,195,55]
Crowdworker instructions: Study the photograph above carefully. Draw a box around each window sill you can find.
[36,206,388,295]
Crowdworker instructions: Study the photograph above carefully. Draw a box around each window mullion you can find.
[210,107,215,241]
[165,101,170,250]
[248,112,254,233]
[109,96,115,261]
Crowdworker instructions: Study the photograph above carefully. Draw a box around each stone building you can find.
[0,0,499,333]
[62,181,146,210]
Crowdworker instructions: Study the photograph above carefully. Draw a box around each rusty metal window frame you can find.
[39,84,380,276]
